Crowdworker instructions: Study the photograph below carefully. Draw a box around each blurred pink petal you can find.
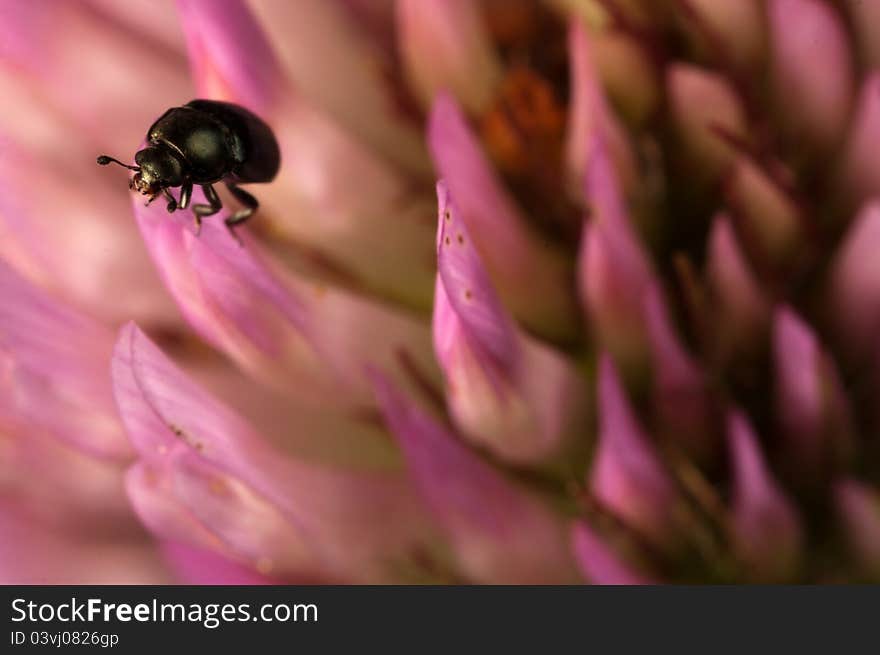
[571,521,655,585]
[566,20,637,197]
[161,541,279,585]
[0,506,170,584]
[589,29,659,126]
[681,0,765,71]
[251,0,429,175]
[834,478,880,580]
[727,411,803,581]
[643,283,713,461]
[372,371,579,583]
[590,355,678,545]
[773,306,851,475]
[0,1,190,149]
[726,157,803,267]
[667,63,747,178]
[114,323,441,582]
[0,115,177,326]
[828,202,880,357]
[87,0,187,52]
[705,214,770,355]
[176,0,281,113]
[397,0,501,114]
[578,139,655,375]
[1,426,138,532]
[768,0,854,151]
[842,74,880,205]
[0,261,129,458]
[428,93,579,342]
[433,182,588,464]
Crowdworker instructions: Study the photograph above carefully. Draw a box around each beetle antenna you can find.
[97,155,139,171]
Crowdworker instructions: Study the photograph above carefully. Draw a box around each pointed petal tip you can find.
[592,354,677,543]
[726,410,802,579]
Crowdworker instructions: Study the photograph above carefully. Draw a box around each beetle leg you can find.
[223,183,258,245]
[163,189,178,213]
[178,182,193,211]
[191,184,222,236]
[192,184,222,216]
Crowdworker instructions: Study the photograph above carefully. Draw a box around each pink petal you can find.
[372,371,580,583]
[435,181,517,368]
[842,74,880,205]
[251,0,430,176]
[86,0,187,53]
[571,521,655,585]
[433,182,588,464]
[114,324,441,582]
[727,411,803,581]
[397,0,501,113]
[773,306,850,474]
[428,93,579,342]
[768,0,854,150]
[726,157,803,267]
[0,426,139,531]
[0,3,187,326]
[0,261,129,458]
[0,122,178,326]
[773,306,821,443]
[589,29,659,126]
[590,355,677,545]
[705,214,770,353]
[566,20,637,197]
[133,195,436,408]
[834,478,880,580]
[828,202,880,357]
[643,283,713,461]
[170,452,332,580]
[0,1,190,149]
[0,506,171,584]
[578,142,654,375]
[176,0,281,113]
[160,541,279,585]
[667,63,747,178]
[682,0,766,71]
[270,101,438,308]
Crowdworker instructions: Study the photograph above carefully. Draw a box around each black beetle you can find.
[97,99,280,238]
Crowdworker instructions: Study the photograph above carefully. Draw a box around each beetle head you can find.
[131,146,184,195]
